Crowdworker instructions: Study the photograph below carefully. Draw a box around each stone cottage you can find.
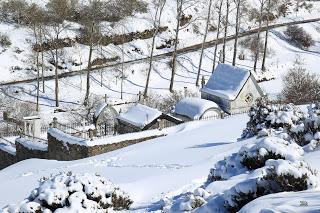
[173,97,222,121]
[117,104,182,134]
[201,63,264,114]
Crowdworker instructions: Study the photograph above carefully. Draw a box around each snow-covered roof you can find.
[117,104,162,128]
[173,98,221,120]
[202,63,251,101]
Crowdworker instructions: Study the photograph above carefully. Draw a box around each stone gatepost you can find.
[23,115,41,138]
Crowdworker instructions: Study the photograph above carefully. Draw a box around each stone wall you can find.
[0,128,166,170]
[15,141,48,162]
[47,130,165,161]
[87,135,164,157]
[47,133,89,161]
[0,148,16,170]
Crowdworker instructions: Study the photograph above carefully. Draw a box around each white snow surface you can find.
[201,63,251,100]
[15,138,47,151]
[0,114,249,209]
[240,190,320,213]
[173,98,221,120]
[117,104,162,128]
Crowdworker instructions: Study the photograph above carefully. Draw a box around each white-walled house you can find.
[173,98,222,121]
[201,63,264,114]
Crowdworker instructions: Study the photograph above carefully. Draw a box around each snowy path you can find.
[0,114,249,210]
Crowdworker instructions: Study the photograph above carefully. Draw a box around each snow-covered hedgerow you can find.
[224,159,318,212]
[208,136,304,181]
[239,137,304,170]
[241,100,304,139]
[290,103,320,147]
[2,172,133,213]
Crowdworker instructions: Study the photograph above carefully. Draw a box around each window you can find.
[245,93,254,103]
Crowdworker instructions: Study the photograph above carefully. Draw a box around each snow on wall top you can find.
[117,104,162,128]
[16,138,48,151]
[173,98,221,120]
[48,128,88,146]
[0,143,16,155]
[202,63,251,101]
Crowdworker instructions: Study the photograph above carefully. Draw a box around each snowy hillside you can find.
[1,0,320,212]
[0,114,249,209]
[0,0,320,112]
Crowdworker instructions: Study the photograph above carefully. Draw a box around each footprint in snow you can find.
[22,172,34,177]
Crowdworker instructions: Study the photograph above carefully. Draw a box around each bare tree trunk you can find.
[84,23,94,106]
[40,27,45,93]
[144,0,166,97]
[169,0,182,92]
[261,0,271,71]
[196,0,213,86]
[55,34,59,108]
[222,0,230,63]
[34,27,40,112]
[121,42,124,99]
[253,0,264,72]
[212,0,224,72]
[232,0,241,66]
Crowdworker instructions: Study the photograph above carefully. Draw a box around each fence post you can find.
[52,117,58,128]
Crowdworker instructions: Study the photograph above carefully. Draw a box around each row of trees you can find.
[145,0,279,95]
[0,0,147,109]
[1,0,311,110]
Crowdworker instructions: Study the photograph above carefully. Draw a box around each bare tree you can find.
[212,0,224,71]
[25,4,47,111]
[261,0,271,71]
[144,0,166,97]
[222,0,230,63]
[196,0,213,86]
[80,0,105,106]
[253,0,265,72]
[232,0,241,66]
[46,0,74,107]
[169,0,183,92]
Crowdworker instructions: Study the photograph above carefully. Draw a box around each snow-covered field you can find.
[0,114,249,210]
[1,0,320,212]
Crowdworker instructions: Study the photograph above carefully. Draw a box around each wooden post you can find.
[201,76,206,88]
[52,117,58,128]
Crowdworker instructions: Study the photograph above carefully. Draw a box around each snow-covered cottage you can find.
[201,63,264,114]
[117,104,182,134]
[173,98,222,121]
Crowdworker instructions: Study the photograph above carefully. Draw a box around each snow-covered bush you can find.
[282,60,320,105]
[177,188,210,212]
[208,136,304,182]
[242,99,304,139]
[285,25,315,49]
[239,137,304,170]
[208,153,247,182]
[2,172,133,213]
[0,33,11,48]
[224,159,318,212]
[289,103,320,147]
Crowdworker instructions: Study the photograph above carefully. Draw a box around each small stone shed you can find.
[173,97,222,121]
[117,104,182,134]
[201,63,264,114]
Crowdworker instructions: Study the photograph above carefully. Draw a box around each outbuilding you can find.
[173,97,222,121]
[117,104,182,134]
[201,63,264,114]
